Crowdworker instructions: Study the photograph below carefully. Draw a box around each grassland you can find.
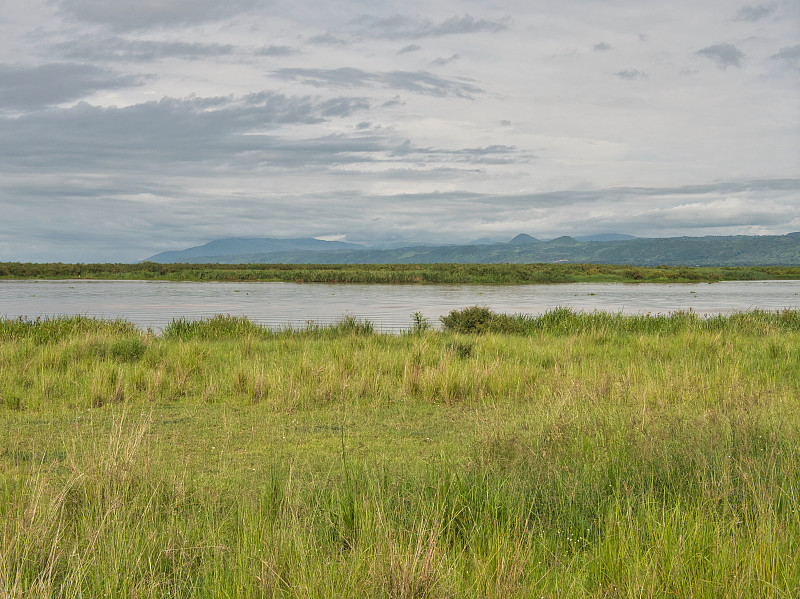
[1,310,799,597]
[3,261,800,284]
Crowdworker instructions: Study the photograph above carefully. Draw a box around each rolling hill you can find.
[143,233,800,266]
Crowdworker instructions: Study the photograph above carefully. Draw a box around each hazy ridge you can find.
[145,233,800,266]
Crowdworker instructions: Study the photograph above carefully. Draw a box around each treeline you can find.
[3,261,800,284]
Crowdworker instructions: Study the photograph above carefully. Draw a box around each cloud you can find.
[390,140,519,164]
[2,172,798,262]
[352,14,509,39]
[431,54,460,66]
[398,44,422,54]
[0,63,142,110]
[771,45,800,70]
[255,45,296,57]
[735,3,777,21]
[0,92,371,171]
[273,68,482,98]
[697,43,745,68]
[55,0,264,30]
[320,180,800,244]
[54,37,236,61]
[307,33,348,46]
[626,196,796,229]
[1,0,797,261]
[614,69,648,80]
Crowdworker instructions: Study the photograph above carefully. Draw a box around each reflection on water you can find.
[1,279,799,333]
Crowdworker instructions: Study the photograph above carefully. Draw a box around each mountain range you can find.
[144,233,800,266]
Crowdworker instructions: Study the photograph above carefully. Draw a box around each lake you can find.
[2,279,799,333]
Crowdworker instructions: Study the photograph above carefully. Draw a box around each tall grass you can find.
[440,305,800,335]
[161,313,374,340]
[0,315,137,343]
[1,311,799,596]
[4,261,800,284]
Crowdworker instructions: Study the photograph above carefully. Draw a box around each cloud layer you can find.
[0,0,797,261]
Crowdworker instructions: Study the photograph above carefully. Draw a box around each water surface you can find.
[2,279,799,333]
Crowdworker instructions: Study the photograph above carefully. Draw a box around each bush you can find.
[440,306,495,333]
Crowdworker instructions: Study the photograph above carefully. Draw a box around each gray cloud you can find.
[398,44,422,54]
[381,96,404,108]
[697,43,745,68]
[0,92,371,171]
[55,0,264,30]
[771,45,800,70]
[54,37,236,61]
[352,14,510,39]
[255,45,296,57]
[0,63,141,110]
[594,42,613,51]
[614,69,648,80]
[390,141,520,164]
[613,179,800,197]
[273,68,482,98]
[735,3,777,21]
[431,54,461,66]
[307,33,348,46]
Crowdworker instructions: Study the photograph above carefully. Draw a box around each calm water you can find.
[1,279,799,333]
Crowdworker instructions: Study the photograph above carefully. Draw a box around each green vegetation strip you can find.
[2,310,799,597]
[3,261,800,283]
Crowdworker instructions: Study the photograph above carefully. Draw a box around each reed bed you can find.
[1,310,798,597]
[3,261,800,284]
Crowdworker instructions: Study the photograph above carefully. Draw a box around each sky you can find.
[1,0,799,262]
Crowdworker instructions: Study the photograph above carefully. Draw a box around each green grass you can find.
[1,311,799,597]
[3,261,800,284]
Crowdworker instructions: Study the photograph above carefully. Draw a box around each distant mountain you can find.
[547,236,579,245]
[574,233,638,242]
[143,233,800,266]
[508,233,636,244]
[145,237,366,262]
[508,234,540,245]
[469,237,509,245]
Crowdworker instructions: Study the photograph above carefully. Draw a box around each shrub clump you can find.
[439,306,495,333]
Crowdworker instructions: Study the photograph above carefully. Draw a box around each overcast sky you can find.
[1,0,798,261]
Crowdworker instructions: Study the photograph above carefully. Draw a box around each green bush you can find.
[440,306,495,333]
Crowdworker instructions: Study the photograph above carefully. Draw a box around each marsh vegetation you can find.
[3,261,800,284]
[1,310,799,597]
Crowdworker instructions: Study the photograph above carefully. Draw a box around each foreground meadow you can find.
[1,310,799,597]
